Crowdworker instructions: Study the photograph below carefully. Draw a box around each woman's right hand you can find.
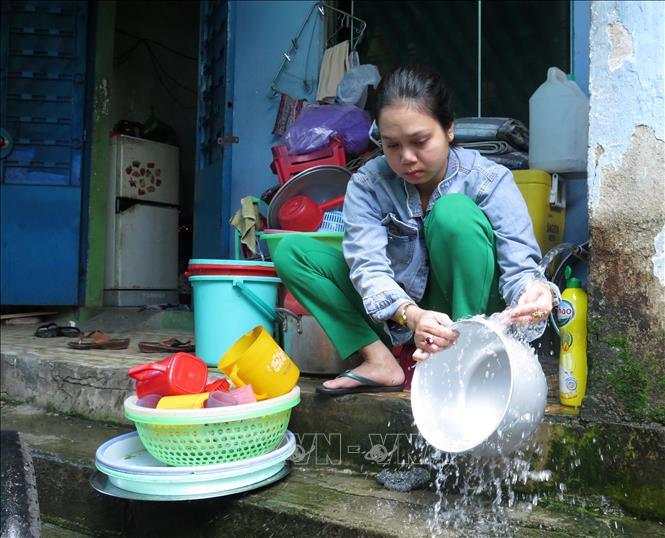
[407,307,459,361]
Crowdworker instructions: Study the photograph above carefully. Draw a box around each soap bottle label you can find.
[557,300,575,326]
[560,350,578,399]
[560,330,573,352]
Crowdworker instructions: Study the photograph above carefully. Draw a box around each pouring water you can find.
[410,315,552,533]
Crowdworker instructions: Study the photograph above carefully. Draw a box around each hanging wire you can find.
[322,2,366,50]
[144,44,198,109]
[144,42,197,94]
[114,31,197,110]
[270,1,367,97]
[270,2,320,96]
[115,28,198,61]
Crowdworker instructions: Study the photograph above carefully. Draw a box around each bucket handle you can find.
[232,278,279,322]
[275,307,303,334]
[128,362,168,381]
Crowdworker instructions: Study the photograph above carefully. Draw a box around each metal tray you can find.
[267,165,351,229]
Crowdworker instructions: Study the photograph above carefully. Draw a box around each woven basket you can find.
[124,387,300,466]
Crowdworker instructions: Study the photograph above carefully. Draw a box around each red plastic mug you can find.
[128,352,208,399]
[278,195,344,232]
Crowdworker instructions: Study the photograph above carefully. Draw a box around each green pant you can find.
[272,194,504,359]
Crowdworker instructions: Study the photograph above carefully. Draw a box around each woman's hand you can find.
[407,307,459,361]
[509,280,554,324]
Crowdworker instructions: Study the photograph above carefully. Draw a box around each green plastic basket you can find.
[124,387,300,466]
[259,231,343,258]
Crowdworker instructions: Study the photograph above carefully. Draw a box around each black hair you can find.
[375,65,455,132]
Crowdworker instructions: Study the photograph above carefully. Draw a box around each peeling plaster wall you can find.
[584,1,665,423]
[588,2,664,208]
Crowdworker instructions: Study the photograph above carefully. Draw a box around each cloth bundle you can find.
[273,94,306,136]
[453,117,529,170]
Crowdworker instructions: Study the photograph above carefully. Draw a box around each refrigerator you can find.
[104,135,180,306]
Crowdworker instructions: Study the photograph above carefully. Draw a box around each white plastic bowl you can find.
[95,431,296,496]
[411,318,547,457]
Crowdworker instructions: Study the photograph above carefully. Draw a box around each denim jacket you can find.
[342,147,558,344]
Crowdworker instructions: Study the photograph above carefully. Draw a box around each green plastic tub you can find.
[259,231,343,258]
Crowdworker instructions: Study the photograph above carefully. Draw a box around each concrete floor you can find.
[1,324,195,369]
[0,307,575,421]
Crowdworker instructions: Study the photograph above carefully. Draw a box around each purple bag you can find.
[283,104,371,156]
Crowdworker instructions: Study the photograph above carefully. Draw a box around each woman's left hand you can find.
[509,280,554,324]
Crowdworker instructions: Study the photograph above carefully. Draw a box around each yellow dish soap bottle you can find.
[557,266,588,407]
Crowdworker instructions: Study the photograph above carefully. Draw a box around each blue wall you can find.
[563,0,590,284]
[572,0,590,96]
[228,0,323,254]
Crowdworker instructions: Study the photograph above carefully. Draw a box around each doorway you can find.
[110,0,201,304]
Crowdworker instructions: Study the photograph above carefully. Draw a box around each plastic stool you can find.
[271,137,346,184]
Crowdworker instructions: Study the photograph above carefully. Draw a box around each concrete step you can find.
[2,401,663,538]
[2,332,665,522]
[42,522,94,538]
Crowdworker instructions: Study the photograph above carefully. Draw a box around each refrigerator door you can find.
[112,135,179,205]
[107,204,179,291]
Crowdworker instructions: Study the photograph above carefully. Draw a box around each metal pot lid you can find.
[267,165,351,229]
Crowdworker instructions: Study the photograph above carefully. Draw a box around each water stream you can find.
[414,441,554,535]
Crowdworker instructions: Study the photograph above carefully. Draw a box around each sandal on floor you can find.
[315,370,404,397]
[34,323,82,338]
[67,330,130,350]
[138,338,195,353]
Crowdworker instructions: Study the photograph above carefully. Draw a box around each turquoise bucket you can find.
[189,275,281,367]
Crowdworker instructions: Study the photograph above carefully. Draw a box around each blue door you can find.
[193,0,235,259]
[1,1,88,304]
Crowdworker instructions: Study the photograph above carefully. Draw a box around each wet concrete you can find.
[1,430,41,538]
[3,401,664,537]
[0,324,192,422]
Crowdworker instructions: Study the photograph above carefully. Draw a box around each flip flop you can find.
[67,330,130,350]
[315,370,404,397]
[34,323,81,338]
[138,338,195,353]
